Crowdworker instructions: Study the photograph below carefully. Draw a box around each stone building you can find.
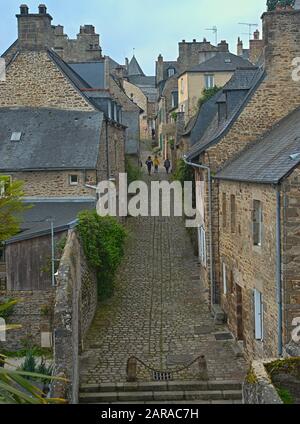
[237,30,264,65]
[178,49,255,122]
[185,8,300,360]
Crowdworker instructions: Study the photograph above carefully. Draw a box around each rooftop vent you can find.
[11,132,22,142]
[225,58,232,63]
[290,153,300,161]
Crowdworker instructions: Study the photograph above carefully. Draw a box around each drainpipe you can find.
[276,184,283,356]
[183,157,215,307]
[105,119,110,180]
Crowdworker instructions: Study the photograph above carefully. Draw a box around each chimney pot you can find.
[193,39,196,42]
[38,4,47,14]
[20,4,29,15]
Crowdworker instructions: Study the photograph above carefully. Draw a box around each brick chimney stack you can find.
[237,37,243,56]
[262,10,300,77]
[218,40,229,52]
[17,4,53,50]
[156,54,164,85]
[249,29,264,64]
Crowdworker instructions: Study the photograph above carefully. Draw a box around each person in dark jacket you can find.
[145,157,153,176]
[164,158,171,174]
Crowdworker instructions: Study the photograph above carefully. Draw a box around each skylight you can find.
[289,153,300,161]
[11,132,22,142]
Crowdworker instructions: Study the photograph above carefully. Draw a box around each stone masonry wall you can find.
[282,167,300,346]
[197,10,300,330]
[0,290,55,351]
[0,51,94,111]
[218,180,278,360]
[6,170,97,198]
[52,230,98,404]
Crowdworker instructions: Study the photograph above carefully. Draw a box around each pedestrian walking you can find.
[145,156,153,176]
[153,155,160,174]
[164,158,171,174]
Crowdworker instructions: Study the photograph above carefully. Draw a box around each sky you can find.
[0,0,265,75]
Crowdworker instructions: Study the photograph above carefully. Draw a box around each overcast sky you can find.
[0,0,265,74]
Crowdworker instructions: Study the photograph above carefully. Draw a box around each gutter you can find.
[276,185,283,356]
[183,157,216,308]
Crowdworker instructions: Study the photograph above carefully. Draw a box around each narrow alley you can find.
[80,146,247,391]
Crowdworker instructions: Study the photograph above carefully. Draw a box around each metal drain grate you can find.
[153,371,173,381]
[215,332,234,341]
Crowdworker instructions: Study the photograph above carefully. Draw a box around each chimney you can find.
[38,4,47,14]
[156,54,164,85]
[16,4,53,50]
[249,29,264,64]
[262,10,300,76]
[237,37,243,56]
[253,29,260,40]
[20,4,29,15]
[218,40,229,52]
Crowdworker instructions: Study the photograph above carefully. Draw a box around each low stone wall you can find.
[0,289,55,351]
[51,229,97,404]
[243,360,283,404]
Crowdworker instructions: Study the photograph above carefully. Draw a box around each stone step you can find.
[79,389,243,404]
[80,380,242,394]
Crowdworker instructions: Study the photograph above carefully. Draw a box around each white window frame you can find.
[69,174,79,186]
[253,289,264,341]
[198,226,207,267]
[223,262,227,295]
[168,68,175,78]
[205,74,215,89]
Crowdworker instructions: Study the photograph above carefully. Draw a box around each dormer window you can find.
[69,175,79,186]
[11,132,22,142]
[168,68,175,78]
[225,58,231,64]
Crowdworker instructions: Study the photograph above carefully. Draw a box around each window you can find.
[205,74,215,89]
[253,200,262,246]
[231,194,236,233]
[223,262,227,295]
[168,68,175,78]
[108,101,112,119]
[171,92,178,109]
[11,132,22,142]
[222,193,227,229]
[198,226,207,267]
[180,78,185,95]
[69,175,79,186]
[253,289,264,341]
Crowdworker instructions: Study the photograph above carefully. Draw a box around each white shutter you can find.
[223,263,227,295]
[254,289,263,340]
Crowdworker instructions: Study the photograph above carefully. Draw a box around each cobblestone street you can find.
[80,151,247,385]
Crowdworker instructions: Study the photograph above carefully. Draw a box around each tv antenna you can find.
[238,23,258,41]
[205,26,218,45]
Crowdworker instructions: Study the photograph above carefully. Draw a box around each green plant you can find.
[77,212,127,299]
[198,86,221,109]
[171,111,178,122]
[172,159,196,209]
[0,299,18,320]
[125,157,142,185]
[267,0,295,10]
[276,387,294,404]
[0,178,31,243]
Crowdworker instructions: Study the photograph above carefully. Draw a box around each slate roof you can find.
[187,66,264,160]
[185,52,254,74]
[69,61,105,88]
[128,75,156,87]
[7,200,96,243]
[215,108,300,184]
[0,108,104,171]
[128,55,145,76]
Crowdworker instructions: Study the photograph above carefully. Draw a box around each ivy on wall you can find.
[77,212,127,299]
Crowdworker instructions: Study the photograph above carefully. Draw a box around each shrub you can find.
[77,212,127,299]
[125,157,142,185]
[198,86,221,109]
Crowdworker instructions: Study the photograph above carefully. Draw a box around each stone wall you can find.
[6,170,97,198]
[282,167,300,345]
[0,290,55,351]
[0,51,94,111]
[51,229,98,404]
[243,360,283,404]
[218,180,278,360]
